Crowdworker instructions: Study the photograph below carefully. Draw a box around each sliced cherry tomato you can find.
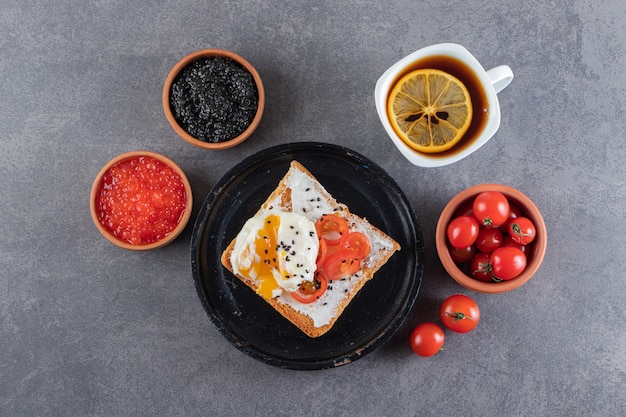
[316,237,328,269]
[446,215,479,248]
[475,227,503,253]
[315,214,349,245]
[447,241,476,263]
[291,271,329,304]
[491,246,527,281]
[440,294,480,333]
[409,323,445,357]
[473,191,510,228]
[322,249,361,280]
[469,252,493,282]
[342,231,371,259]
[507,217,536,245]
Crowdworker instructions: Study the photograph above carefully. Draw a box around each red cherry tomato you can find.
[453,199,474,217]
[447,215,479,248]
[475,227,503,253]
[290,271,329,304]
[315,214,349,245]
[473,191,510,228]
[440,294,480,333]
[322,249,361,280]
[491,246,527,281]
[342,231,371,259]
[502,235,531,255]
[469,252,493,282]
[507,217,537,245]
[503,203,525,230]
[447,241,476,263]
[409,323,445,357]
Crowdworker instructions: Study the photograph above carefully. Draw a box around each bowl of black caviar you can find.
[163,49,265,150]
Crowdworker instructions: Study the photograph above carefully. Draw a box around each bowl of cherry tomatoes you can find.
[435,184,547,293]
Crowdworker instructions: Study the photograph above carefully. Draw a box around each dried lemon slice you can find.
[387,69,473,153]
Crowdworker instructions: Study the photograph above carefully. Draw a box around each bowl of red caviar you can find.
[162,49,265,150]
[90,151,193,250]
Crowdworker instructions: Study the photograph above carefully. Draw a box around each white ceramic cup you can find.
[375,43,513,168]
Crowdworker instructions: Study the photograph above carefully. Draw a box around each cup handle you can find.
[487,65,514,94]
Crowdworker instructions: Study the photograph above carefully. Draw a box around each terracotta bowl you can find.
[90,151,193,251]
[435,184,547,293]
[162,49,265,150]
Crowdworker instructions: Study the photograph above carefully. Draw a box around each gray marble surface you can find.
[1,1,625,416]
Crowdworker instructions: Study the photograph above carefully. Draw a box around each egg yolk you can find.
[238,214,282,299]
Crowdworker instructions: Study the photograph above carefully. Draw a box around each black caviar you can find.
[169,56,258,143]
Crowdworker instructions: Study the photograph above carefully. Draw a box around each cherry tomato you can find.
[440,294,480,333]
[322,249,361,280]
[315,214,349,245]
[491,246,527,281]
[473,191,510,228]
[475,227,503,253]
[503,203,524,230]
[469,252,493,282]
[290,271,329,304]
[502,235,531,255]
[453,199,474,218]
[409,323,445,357]
[342,232,371,259]
[507,217,536,245]
[446,215,479,248]
[447,241,476,263]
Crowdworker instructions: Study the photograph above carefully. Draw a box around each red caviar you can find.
[95,156,187,245]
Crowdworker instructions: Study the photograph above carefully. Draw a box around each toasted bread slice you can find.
[221,161,400,337]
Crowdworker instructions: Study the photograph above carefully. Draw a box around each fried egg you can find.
[230,210,319,299]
